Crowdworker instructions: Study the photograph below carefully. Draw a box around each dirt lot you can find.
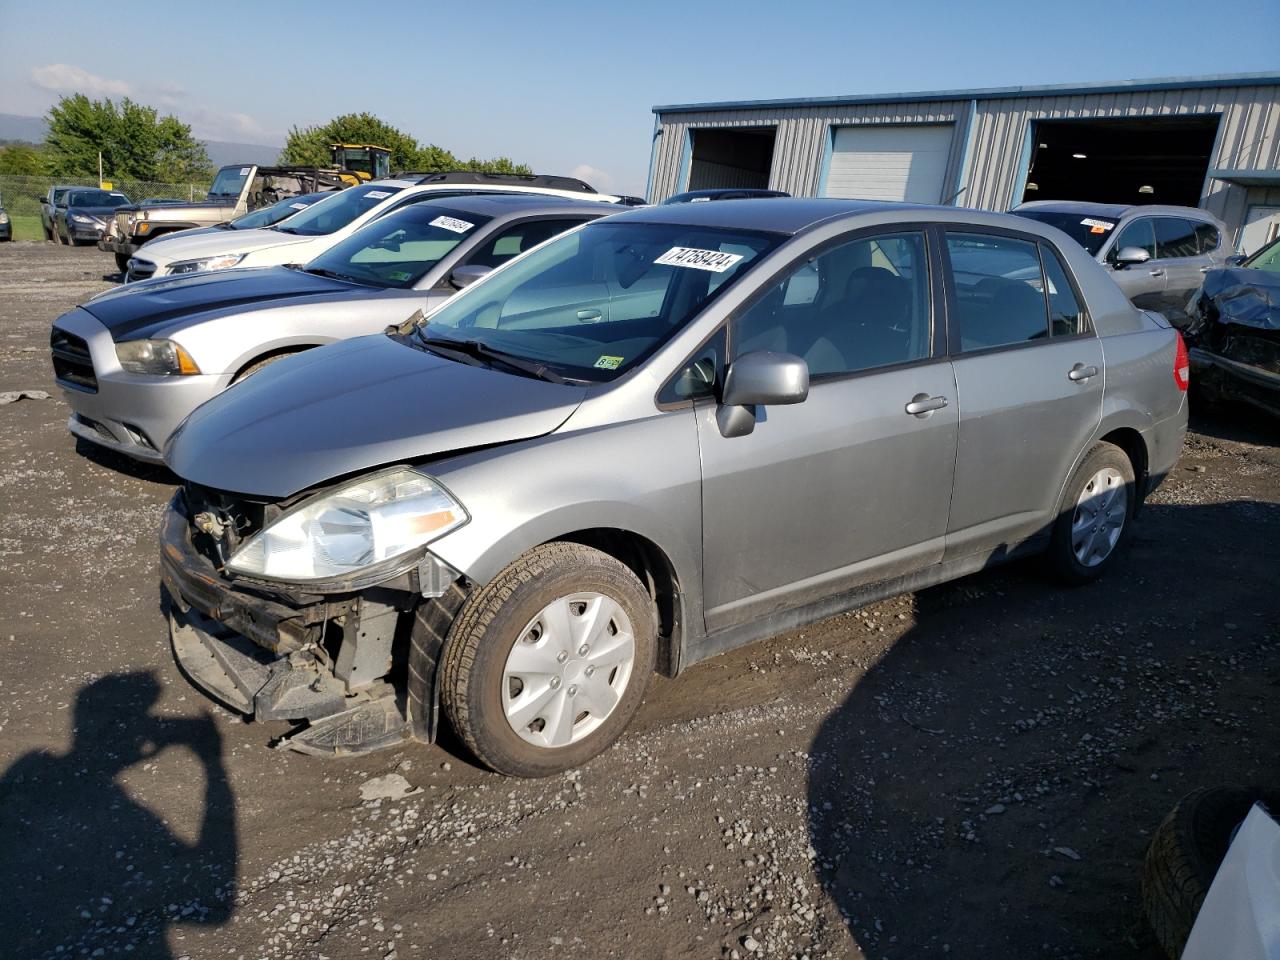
[0,242,1277,960]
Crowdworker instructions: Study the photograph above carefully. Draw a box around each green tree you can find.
[43,94,211,182]
[0,143,49,176]
[281,112,531,176]
[281,113,420,171]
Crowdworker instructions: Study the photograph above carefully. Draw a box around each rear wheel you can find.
[115,252,131,273]
[1047,441,1135,583]
[440,542,657,777]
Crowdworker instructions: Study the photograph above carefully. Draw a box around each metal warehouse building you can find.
[647,72,1280,253]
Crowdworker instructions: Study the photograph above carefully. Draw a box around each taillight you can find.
[1174,331,1190,392]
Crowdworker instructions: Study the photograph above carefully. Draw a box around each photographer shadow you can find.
[0,672,237,959]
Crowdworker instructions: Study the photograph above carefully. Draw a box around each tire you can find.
[1047,441,1135,583]
[440,542,658,777]
[1142,786,1258,959]
[56,226,68,245]
[231,352,295,384]
[43,223,53,242]
[115,252,131,273]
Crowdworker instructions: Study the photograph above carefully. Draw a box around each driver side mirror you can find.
[1225,253,1247,267]
[450,265,492,290]
[1111,246,1151,269]
[716,350,809,438]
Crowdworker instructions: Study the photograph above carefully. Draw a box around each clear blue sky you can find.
[1,0,1276,196]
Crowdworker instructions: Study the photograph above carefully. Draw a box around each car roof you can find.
[392,193,614,218]
[606,197,965,235]
[1014,200,1216,220]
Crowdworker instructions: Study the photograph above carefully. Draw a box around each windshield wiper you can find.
[415,333,571,384]
[302,266,369,285]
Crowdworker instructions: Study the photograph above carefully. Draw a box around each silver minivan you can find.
[1013,201,1231,326]
[160,199,1189,776]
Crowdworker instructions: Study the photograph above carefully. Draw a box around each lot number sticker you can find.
[593,355,624,370]
[289,202,309,210]
[364,190,393,200]
[430,215,475,234]
[239,167,251,176]
[655,247,744,273]
[1080,217,1115,234]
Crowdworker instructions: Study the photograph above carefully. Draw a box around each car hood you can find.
[80,266,364,340]
[67,206,127,220]
[1186,267,1280,340]
[165,333,588,498]
[137,227,310,265]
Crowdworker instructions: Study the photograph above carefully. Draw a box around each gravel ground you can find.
[0,242,1277,960]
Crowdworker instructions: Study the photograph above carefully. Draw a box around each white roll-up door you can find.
[824,124,954,203]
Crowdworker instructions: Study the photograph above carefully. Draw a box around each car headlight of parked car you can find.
[71,214,99,225]
[115,338,202,375]
[168,253,247,275]
[226,468,468,583]
[0,212,9,225]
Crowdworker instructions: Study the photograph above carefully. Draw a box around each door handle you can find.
[576,308,603,323]
[1068,363,1098,382]
[904,393,948,416]
[1148,269,1165,277]
[1199,265,1211,273]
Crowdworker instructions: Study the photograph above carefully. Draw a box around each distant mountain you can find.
[0,113,280,168]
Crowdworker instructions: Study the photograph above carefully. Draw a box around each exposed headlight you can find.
[114,338,201,375]
[226,468,467,583]
[71,214,98,224]
[0,212,9,225]
[168,253,246,275]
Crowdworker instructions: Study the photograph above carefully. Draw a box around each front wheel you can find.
[1047,441,1135,583]
[115,252,131,273]
[440,542,657,777]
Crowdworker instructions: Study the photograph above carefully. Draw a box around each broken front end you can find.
[160,474,470,756]
[1186,267,1280,418]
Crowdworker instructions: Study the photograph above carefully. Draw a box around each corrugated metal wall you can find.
[650,82,1280,239]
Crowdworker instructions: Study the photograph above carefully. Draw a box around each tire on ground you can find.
[1047,440,1136,583]
[1141,785,1256,959]
[231,351,297,384]
[440,541,658,777]
[115,252,131,273]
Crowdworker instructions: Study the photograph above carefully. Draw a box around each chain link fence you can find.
[0,174,207,220]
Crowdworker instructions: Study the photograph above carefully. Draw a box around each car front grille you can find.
[114,210,131,236]
[126,259,156,282]
[50,328,97,392]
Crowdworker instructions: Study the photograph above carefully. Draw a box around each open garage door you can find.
[688,127,776,191]
[1021,116,1219,207]
[823,124,953,202]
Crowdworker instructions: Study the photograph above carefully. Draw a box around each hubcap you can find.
[502,593,636,748]
[1071,466,1126,567]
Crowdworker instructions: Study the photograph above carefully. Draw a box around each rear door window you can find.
[1041,245,1088,337]
[1107,219,1156,263]
[945,233,1049,350]
[1155,218,1200,259]
[1194,222,1221,255]
[462,218,594,270]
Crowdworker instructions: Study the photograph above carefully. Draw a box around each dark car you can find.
[38,185,77,241]
[1184,235,1280,417]
[56,189,132,246]
[0,193,11,242]
[663,188,790,204]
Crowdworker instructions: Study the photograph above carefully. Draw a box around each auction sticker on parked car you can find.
[364,190,393,200]
[1081,217,1116,234]
[593,355,624,370]
[655,247,744,272]
[430,216,475,234]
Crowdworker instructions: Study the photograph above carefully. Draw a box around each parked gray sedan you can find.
[159,199,1189,776]
[50,194,611,462]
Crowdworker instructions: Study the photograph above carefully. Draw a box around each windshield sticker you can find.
[1080,218,1115,233]
[689,197,711,202]
[430,215,475,234]
[387,270,412,282]
[655,247,745,273]
[364,190,393,200]
[593,355,624,370]
[289,202,308,210]
[238,167,251,176]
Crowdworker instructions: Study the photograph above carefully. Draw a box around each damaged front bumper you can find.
[1190,346,1280,418]
[160,493,467,756]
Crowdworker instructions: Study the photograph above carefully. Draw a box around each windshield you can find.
[275,184,404,236]
[229,194,324,230]
[1245,237,1280,273]
[208,166,251,200]
[304,203,491,288]
[1011,209,1118,256]
[417,221,780,382]
[67,190,130,208]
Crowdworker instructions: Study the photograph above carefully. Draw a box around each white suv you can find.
[124,172,621,283]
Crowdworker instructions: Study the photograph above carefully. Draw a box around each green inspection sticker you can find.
[593,355,624,370]
[387,270,412,282]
